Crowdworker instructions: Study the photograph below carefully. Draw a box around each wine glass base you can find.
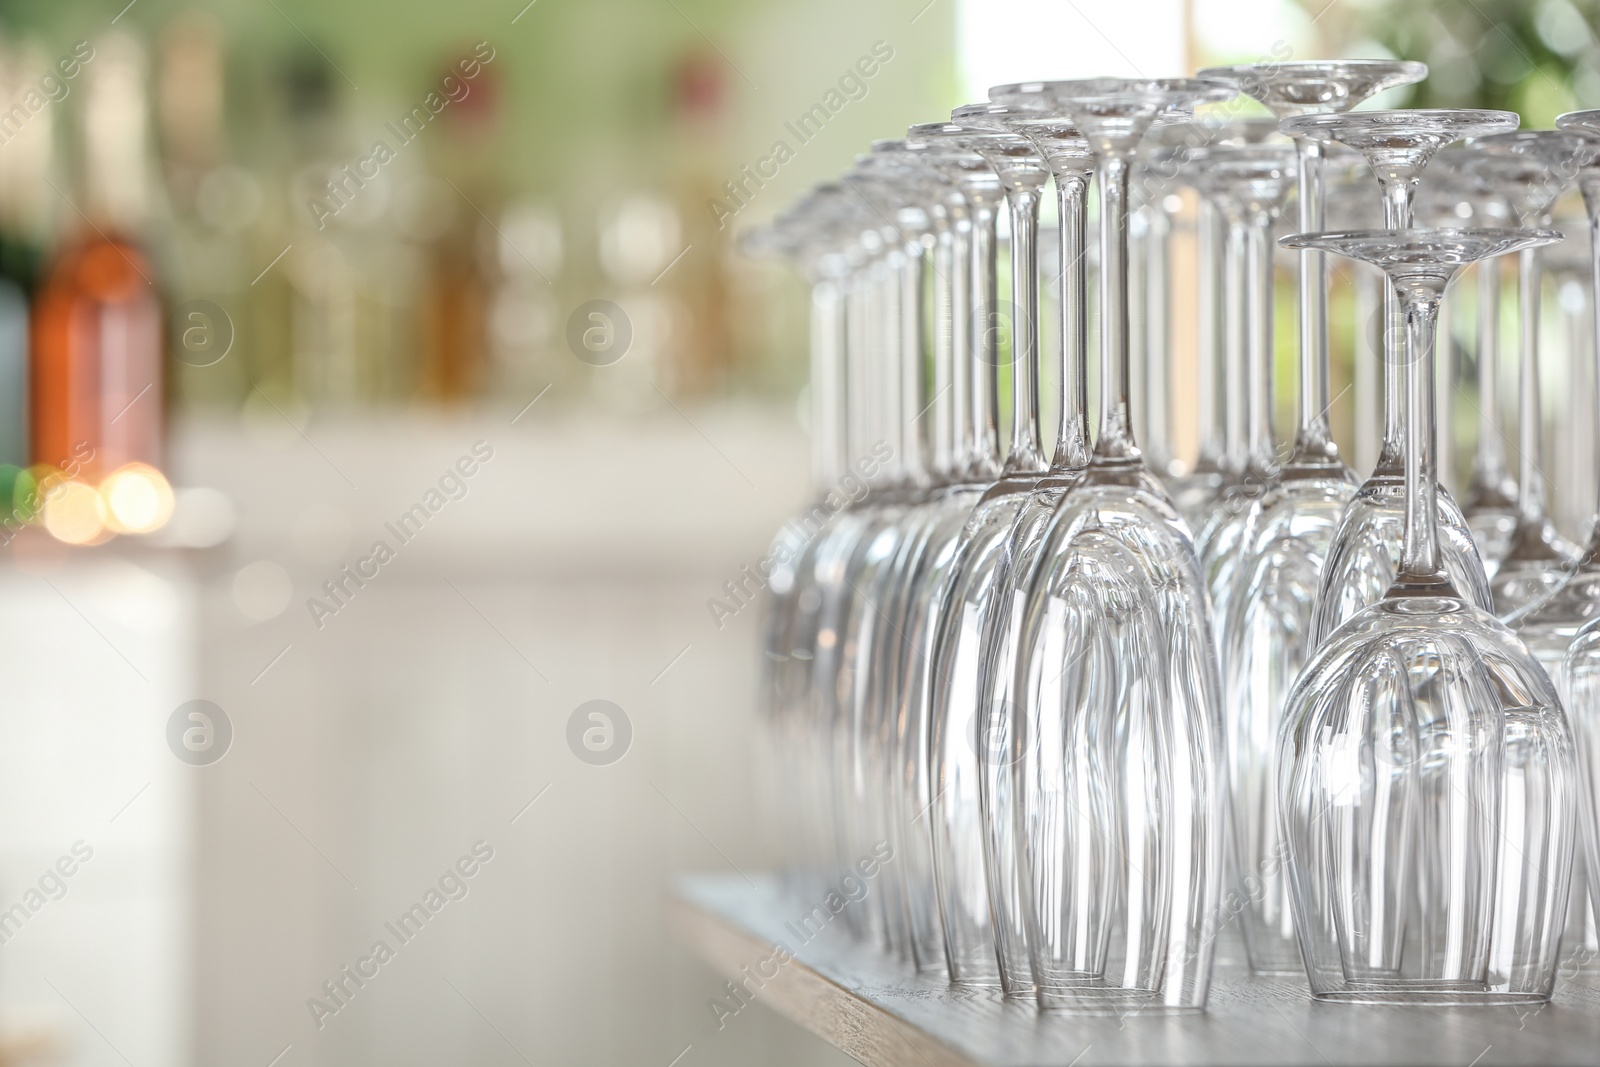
[1035,986,1206,1015]
[1309,984,1551,1007]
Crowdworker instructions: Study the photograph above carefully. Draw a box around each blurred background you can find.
[0,0,1598,1064]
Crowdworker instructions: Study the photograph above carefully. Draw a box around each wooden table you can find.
[674,874,1600,1066]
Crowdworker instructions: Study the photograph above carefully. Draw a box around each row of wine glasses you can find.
[748,61,1600,1011]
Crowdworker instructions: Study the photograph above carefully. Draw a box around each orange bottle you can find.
[31,32,162,484]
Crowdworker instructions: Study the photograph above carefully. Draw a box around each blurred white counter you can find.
[0,406,858,1067]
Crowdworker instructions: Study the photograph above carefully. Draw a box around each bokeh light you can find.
[101,463,178,534]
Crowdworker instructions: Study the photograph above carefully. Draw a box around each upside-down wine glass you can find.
[1005,76,1234,1013]
[852,140,986,972]
[1280,110,1518,645]
[825,154,943,954]
[888,113,1050,980]
[1188,145,1295,651]
[1199,60,1426,974]
[760,186,902,915]
[1173,118,1282,557]
[1278,225,1577,1005]
[1429,148,1522,574]
[921,104,1097,992]
[1513,107,1600,972]
[1469,132,1586,616]
[1170,156,1230,527]
[745,197,855,903]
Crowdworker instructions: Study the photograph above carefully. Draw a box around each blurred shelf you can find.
[673,874,1600,1067]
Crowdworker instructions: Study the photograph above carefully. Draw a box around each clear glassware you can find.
[854,141,984,972]
[822,155,945,954]
[1278,225,1578,1005]
[1197,61,1429,974]
[743,199,858,903]
[1466,132,1587,616]
[1003,77,1234,1013]
[1511,107,1600,972]
[1279,110,1519,645]
[887,113,1051,982]
[916,103,1099,993]
[1171,176,1230,527]
[1426,149,1524,574]
[1440,154,1523,572]
[1171,119,1284,552]
[750,187,904,918]
[1187,145,1296,656]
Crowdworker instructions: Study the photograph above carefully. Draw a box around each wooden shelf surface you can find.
[673,874,1600,1067]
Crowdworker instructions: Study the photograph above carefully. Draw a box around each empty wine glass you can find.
[1198,62,1430,974]
[1003,77,1234,1013]
[745,197,858,902]
[1467,132,1587,616]
[908,103,1094,991]
[1279,224,1578,1005]
[825,153,947,955]
[1510,107,1600,971]
[1166,118,1285,547]
[1280,110,1518,645]
[884,113,1052,982]
[1426,149,1523,575]
[754,186,908,916]
[1171,169,1230,528]
[1179,146,1297,671]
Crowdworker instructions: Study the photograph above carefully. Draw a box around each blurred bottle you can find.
[275,43,411,408]
[0,43,56,472]
[31,32,163,485]
[416,46,504,403]
[666,48,732,397]
[159,9,257,407]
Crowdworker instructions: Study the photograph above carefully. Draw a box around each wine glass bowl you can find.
[1004,78,1235,1013]
[1278,226,1578,1005]
[1198,59,1427,118]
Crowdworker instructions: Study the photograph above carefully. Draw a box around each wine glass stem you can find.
[1245,207,1275,468]
[971,199,1003,477]
[899,239,929,485]
[1472,258,1508,488]
[1585,178,1600,555]
[1400,286,1444,579]
[1095,152,1139,461]
[1293,136,1334,458]
[844,271,868,470]
[1144,202,1172,470]
[931,213,955,480]
[1517,245,1546,525]
[948,198,975,481]
[879,250,907,484]
[1197,197,1225,469]
[1004,186,1046,476]
[1378,180,1417,472]
[1053,172,1091,472]
[1224,214,1247,468]
[810,278,845,488]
